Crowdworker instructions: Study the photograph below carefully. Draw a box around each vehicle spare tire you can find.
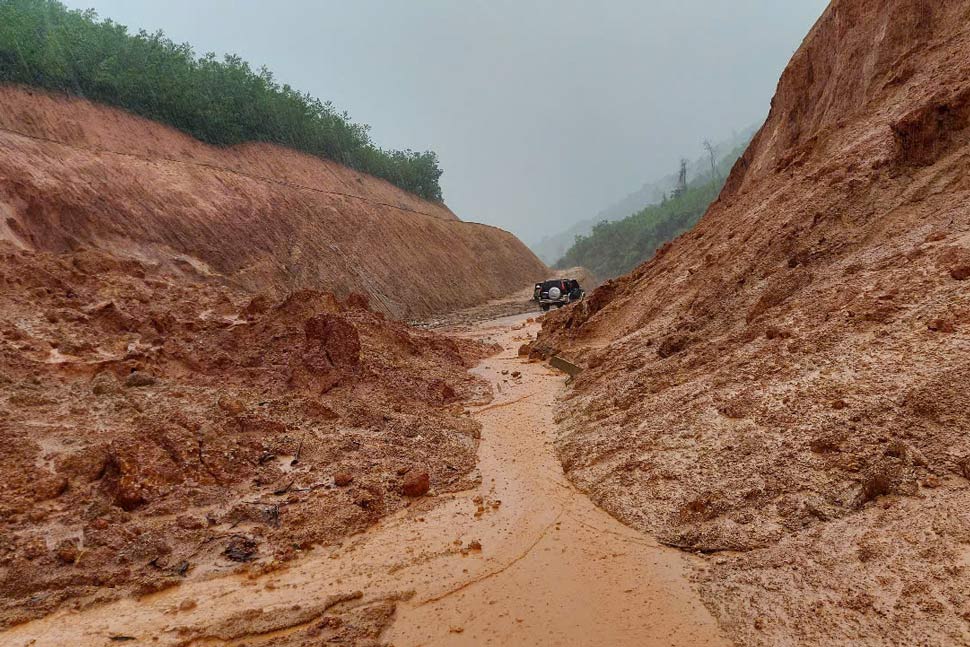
[548,287,561,300]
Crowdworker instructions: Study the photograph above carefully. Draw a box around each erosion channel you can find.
[4,312,726,647]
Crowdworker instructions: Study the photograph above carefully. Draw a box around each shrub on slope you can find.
[0,0,443,201]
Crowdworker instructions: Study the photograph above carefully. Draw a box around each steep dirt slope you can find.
[0,242,494,629]
[534,1,970,644]
[0,86,546,318]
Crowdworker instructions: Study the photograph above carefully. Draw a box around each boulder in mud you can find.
[304,314,361,369]
[334,471,353,487]
[950,264,970,281]
[34,474,69,501]
[657,334,691,359]
[91,372,119,395]
[401,469,430,497]
[218,396,246,416]
[83,300,137,333]
[242,294,271,318]
[54,539,80,564]
[344,292,370,310]
[125,371,156,388]
[102,439,180,510]
[224,535,258,562]
[427,379,457,404]
[928,318,956,333]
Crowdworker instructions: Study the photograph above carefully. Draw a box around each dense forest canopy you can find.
[0,0,444,201]
[556,144,745,278]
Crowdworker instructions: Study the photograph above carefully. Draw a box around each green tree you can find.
[556,144,745,278]
[0,0,444,201]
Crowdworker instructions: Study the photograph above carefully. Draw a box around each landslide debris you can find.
[535,1,970,644]
[0,243,493,628]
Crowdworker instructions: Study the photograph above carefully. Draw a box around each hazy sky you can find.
[62,0,828,243]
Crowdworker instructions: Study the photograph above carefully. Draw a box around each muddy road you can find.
[4,313,725,647]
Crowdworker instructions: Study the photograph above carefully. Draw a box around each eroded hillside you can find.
[0,86,546,319]
[533,1,970,644]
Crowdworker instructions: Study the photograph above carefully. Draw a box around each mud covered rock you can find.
[125,371,156,388]
[217,396,246,416]
[102,437,182,510]
[333,471,353,487]
[54,539,80,564]
[224,535,258,562]
[304,314,361,369]
[928,318,956,333]
[656,334,691,359]
[343,292,370,311]
[91,372,119,395]
[34,474,69,501]
[427,379,457,404]
[401,470,430,497]
[242,294,271,318]
[83,300,137,333]
[950,264,970,281]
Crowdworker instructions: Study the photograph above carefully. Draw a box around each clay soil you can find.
[0,86,547,319]
[532,1,970,645]
[0,242,493,632]
[1,306,726,646]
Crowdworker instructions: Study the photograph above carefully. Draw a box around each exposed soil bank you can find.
[2,313,725,647]
[0,86,547,319]
[533,1,970,644]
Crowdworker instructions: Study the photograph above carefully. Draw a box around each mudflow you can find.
[4,0,970,645]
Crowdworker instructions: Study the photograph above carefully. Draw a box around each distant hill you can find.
[593,125,758,224]
[529,218,600,267]
[555,142,748,278]
[529,126,758,265]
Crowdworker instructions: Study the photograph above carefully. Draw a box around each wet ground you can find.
[3,312,725,646]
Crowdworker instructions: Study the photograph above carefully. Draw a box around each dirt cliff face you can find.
[0,86,546,319]
[535,1,970,644]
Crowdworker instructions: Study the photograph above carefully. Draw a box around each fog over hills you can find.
[531,125,758,265]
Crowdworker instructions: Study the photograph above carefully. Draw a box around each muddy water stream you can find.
[5,314,726,646]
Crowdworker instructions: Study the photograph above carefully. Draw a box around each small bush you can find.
[0,0,443,201]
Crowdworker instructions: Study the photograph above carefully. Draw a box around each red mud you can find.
[1,313,726,647]
[0,243,494,629]
[0,86,547,319]
[534,1,970,644]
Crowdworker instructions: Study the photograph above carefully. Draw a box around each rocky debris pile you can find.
[534,1,970,644]
[0,243,493,627]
